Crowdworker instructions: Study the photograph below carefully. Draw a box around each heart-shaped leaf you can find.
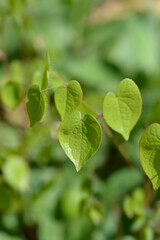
[1,81,23,110]
[58,111,102,171]
[26,85,45,127]
[139,123,160,190]
[55,80,82,120]
[103,79,142,140]
[41,52,50,90]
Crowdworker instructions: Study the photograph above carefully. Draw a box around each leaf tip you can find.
[124,135,129,141]
[153,184,159,191]
[75,165,81,172]
[122,131,130,141]
[30,122,34,128]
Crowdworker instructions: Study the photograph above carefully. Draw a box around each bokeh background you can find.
[0,0,160,239]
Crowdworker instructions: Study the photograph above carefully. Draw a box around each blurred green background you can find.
[0,0,160,239]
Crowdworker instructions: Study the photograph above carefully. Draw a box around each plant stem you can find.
[49,72,142,175]
[42,87,57,92]
[81,99,102,118]
[50,71,68,85]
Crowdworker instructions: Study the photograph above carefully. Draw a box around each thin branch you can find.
[42,87,57,92]
[82,99,102,118]
[100,117,142,175]
[50,71,68,86]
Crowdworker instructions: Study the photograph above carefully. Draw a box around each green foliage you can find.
[103,79,142,140]
[58,111,102,171]
[41,52,50,90]
[0,184,12,211]
[61,187,87,219]
[0,232,21,240]
[140,226,154,240]
[123,188,144,218]
[24,69,160,192]
[139,123,160,190]
[1,1,160,239]
[26,85,46,127]
[55,80,82,120]
[1,81,23,110]
[104,168,143,204]
[85,200,104,226]
[3,155,29,191]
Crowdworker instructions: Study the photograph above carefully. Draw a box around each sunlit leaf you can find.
[55,80,82,120]
[139,123,160,190]
[58,111,102,171]
[103,79,142,140]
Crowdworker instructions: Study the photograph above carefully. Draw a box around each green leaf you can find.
[131,217,146,233]
[26,85,45,127]
[3,156,29,191]
[55,80,82,120]
[139,123,160,190]
[140,226,154,240]
[123,196,134,218]
[86,201,104,226]
[103,79,142,140]
[123,188,144,218]
[61,187,87,219]
[0,184,12,210]
[1,81,23,110]
[58,111,102,171]
[41,52,50,90]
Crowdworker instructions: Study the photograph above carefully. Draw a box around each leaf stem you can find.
[100,117,142,175]
[82,99,102,118]
[49,72,142,175]
[50,72,68,86]
[42,87,57,92]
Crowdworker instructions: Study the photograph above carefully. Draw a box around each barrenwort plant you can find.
[2,53,160,190]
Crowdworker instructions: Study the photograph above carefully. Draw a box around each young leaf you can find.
[58,111,102,171]
[26,85,45,127]
[139,123,160,190]
[3,155,29,191]
[55,80,82,120]
[1,81,23,110]
[103,79,142,140]
[41,52,50,90]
